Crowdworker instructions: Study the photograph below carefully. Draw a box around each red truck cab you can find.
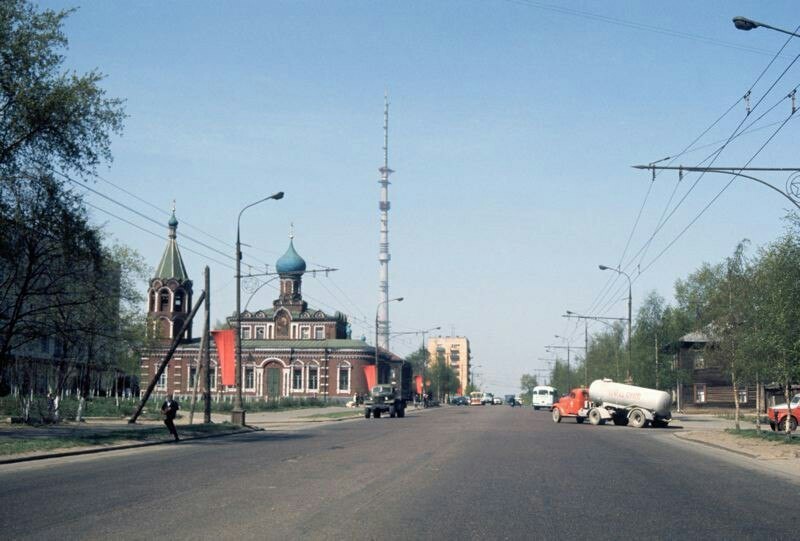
[768,394,800,432]
[551,387,589,424]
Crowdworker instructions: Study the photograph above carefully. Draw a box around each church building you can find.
[139,213,401,402]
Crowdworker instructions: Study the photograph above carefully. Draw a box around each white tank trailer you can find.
[585,379,672,428]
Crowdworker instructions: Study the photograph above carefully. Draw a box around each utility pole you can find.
[563,312,627,384]
[546,343,586,390]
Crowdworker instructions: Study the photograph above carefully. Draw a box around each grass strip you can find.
[0,423,241,456]
[725,428,800,444]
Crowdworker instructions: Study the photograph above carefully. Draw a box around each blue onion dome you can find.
[276,239,306,274]
[168,211,178,228]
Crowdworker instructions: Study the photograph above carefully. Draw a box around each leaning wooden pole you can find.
[203,267,212,424]
[129,290,207,424]
[189,267,211,424]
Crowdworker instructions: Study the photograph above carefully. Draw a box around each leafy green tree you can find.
[583,323,625,383]
[519,373,538,404]
[427,359,459,402]
[703,241,753,430]
[0,0,125,387]
[549,359,577,395]
[0,0,124,179]
[748,219,800,437]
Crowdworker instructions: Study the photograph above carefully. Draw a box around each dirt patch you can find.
[678,430,800,462]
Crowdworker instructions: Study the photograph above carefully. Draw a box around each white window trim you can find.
[337,363,351,393]
[244,366,256,391]
[307,363,320,392]
[156,368,167,390]
[291,362,304,391]
[313,325,325,339]
[241,326,252,340]
[254,325,266,339]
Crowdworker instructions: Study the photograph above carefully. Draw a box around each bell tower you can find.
[147,206,193,341]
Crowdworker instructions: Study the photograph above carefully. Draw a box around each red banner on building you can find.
[414,375,423,395]
[363,365,377,390]
[211,329,236,386]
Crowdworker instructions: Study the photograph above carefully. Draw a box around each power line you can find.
[502,0,794,59]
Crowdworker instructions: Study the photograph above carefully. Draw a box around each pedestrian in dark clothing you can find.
[161,393,180,441]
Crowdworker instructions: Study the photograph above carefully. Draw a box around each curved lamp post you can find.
[598,265,633,383]
[234,191,284,425]
[733,16,800,38]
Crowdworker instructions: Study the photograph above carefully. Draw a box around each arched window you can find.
[174,290,184,312]
[159,289,170,311]
[338,361,351,393]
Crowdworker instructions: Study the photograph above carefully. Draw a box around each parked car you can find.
[451,396,469,406]
[768,393,800,432]
[492,396,503,405]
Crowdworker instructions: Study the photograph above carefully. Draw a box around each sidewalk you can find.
[670,413,800,479]
[0,405,369,465]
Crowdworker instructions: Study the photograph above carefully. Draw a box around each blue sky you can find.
[41,0,800,393]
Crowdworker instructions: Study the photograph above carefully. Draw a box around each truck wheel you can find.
[552,408,562,423]
[778,416,797,432]
[374,410,381,419]
[364,408,371,419]
[629,409,647,428]
[769,421,776,431]
[588,408,603,425]
[576,416,584,424]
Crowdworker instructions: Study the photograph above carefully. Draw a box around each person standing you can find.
[161,393,180,441]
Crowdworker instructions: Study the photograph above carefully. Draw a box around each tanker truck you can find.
[551,379,672,428]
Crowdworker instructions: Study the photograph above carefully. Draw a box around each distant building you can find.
[427,336,470,395]
[139,217,401,402]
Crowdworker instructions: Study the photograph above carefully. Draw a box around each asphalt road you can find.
[1,406,797,540]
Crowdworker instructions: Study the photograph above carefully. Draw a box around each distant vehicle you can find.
[531,386,558,410]
[469,391,483,406]
[451,396,469,406]
[768,393,800,432]
[492,396,502,405]
[481,392,494,405]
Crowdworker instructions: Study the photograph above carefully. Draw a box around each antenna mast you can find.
[377,94,394,350]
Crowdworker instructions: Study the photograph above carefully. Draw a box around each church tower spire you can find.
[147,205,193,340]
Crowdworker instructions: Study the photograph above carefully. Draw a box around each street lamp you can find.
[375,297,403,386]
[598,264,632,383]
[732,16,800,38]
[234,191,284,425]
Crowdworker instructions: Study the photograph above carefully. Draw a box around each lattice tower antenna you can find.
[377,93,394,350]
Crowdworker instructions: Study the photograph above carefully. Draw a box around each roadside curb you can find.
[673,431,759,459]
[0,426,260,466]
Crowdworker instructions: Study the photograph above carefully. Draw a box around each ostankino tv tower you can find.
[377,95,394,350]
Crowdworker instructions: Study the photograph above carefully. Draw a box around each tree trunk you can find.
[754,374,761,433]
[731,369,740,431]
[783,379,793,441]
